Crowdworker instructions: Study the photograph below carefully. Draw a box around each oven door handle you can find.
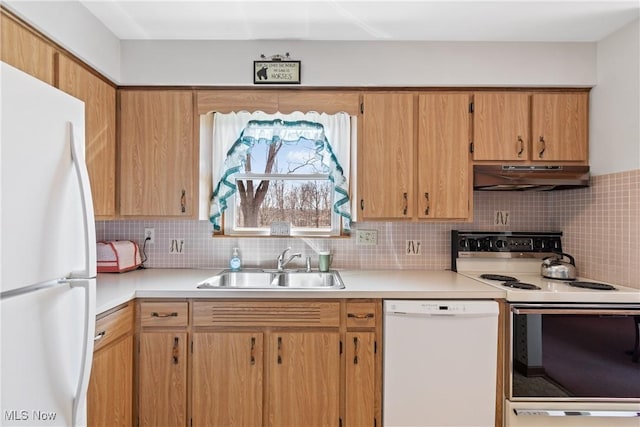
[511,304,640,315]
[513,409,640,418]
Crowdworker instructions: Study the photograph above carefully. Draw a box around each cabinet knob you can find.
[180,190,186,213]
[172,337,180,365]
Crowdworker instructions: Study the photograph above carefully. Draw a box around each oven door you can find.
[506,304,640,426]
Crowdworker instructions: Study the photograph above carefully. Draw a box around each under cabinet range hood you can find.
[474,165,590,191]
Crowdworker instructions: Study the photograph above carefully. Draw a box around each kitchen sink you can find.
[197,269,345,289]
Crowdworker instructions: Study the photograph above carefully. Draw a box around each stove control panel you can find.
[451,231,563,271]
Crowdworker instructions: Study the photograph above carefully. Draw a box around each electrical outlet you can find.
[494,210,511,226]
[169,238,185,254]
[406,240,421,255]
[356,229,378,245]
[144,227,155,244]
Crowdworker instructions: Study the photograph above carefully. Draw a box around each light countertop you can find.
[96,268,505,314]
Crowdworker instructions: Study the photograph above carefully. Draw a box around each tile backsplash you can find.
[98,169,639,289]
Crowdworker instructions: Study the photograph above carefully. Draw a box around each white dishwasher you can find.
[383,300,499,427]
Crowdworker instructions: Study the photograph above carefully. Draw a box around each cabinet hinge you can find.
[191,340,193,353]
[469,142,474,153]
[374,340,377,354]
[339,417,343,427]
[374,418,377,427]
[190,418,193,427]
[469,102,474,113]
[360,102,364,114]
[340,340,343,354]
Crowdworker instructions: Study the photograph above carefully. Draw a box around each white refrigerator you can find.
[1,62,97,426]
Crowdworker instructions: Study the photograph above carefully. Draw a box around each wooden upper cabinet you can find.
[473,92,530,161]
[119,90,195,217]
[1,12,55,85]
[57,54,116,218]
[531,93,588,162]
[417,93,471,220]
[359,93,414,220]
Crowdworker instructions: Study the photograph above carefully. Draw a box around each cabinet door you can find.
[57,55,116,218]
[417,93,471,219]
[0,12,54,85]
[473,92,530,161]
[88,336,133,427]
[138,332,187,427]
[268,332,340,427]
[119,90,195,216]
[192,332,264,427]
[345,332,376,427]
[360,93,414,219]
[531,93,588,162]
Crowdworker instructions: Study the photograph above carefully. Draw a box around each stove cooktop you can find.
[452,230,640,303]
[461,271,640,303]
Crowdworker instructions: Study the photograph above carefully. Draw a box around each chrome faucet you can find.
[276,247,302,271]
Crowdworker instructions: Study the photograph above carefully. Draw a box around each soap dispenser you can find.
[229,247,242,271]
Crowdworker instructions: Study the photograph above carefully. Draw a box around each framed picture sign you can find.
[253,60,301,84]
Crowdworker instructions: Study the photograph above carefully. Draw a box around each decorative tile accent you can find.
[97,169,639,289]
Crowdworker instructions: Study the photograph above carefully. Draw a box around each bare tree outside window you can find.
[234,138,333,231]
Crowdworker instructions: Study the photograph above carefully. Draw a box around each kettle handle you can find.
[553,251,576,266]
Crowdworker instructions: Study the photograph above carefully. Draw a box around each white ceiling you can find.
[79,0,640,42]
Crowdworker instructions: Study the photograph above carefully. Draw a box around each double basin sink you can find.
[197,269,345,290]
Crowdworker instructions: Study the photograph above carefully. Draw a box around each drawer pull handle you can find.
[151,312,178,318]
[180,189,186,213]
[424,192,430,216]
[94,331,106,341]
[348,313,374,319]
[172,337,179,365]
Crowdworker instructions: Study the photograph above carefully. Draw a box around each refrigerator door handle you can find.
[68,122,96,279]
[66,278,96,427]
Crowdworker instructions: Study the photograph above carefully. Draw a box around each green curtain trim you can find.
[210,119,351,233]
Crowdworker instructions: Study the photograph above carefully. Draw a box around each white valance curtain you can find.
[209,111,352,232]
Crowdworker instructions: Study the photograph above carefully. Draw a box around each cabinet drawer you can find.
[193,301,340,327]
[94,303,134,352]
[140,302,188,327]
[346,302,377,328]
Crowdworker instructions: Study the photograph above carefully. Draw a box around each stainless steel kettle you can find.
[541,252,577,280]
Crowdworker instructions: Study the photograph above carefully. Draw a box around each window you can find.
[208,112,352,236]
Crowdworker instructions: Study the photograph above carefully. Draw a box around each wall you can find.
[97,191,552,271]
[120,39,596,86]
[550,19,640,290]
[2,0,121,82]
[590,19,640,175]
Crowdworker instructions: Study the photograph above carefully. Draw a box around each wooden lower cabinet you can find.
[345,332,376,427]
[267,332,341,427]
[88,335,133,427]
[192,332,264,427]
[138,299,379,427]
[88,302,134,427]
[138,332,188,427]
